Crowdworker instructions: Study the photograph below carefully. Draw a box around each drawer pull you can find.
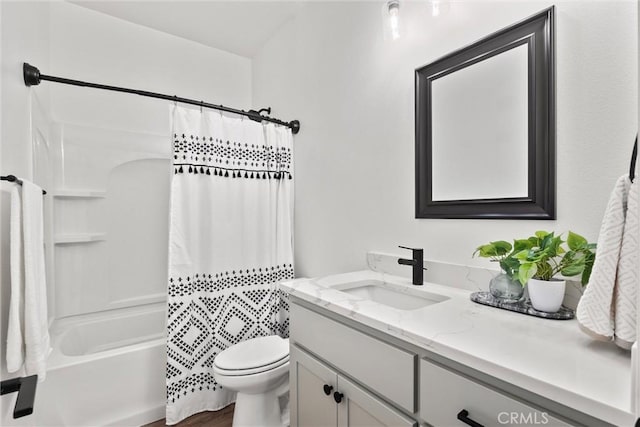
[333,391,344,404]
[457,409,484,427]
[323,384,333,395]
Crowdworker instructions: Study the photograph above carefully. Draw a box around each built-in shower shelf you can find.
[53,190,106,198]
[54,233,107,244]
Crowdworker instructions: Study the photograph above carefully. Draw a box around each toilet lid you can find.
[213,355,289,376]
[214,336,289,371]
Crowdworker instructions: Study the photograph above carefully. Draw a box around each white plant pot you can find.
[527,278,566,313]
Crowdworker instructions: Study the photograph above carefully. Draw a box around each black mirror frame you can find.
[415,7,555,219]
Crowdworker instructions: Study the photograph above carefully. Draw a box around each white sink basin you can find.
[336,280,449,310]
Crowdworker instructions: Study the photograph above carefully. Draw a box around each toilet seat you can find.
[214,335,290,376]
[214,354,289,376]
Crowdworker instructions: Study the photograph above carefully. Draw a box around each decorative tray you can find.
[470,291,575,320]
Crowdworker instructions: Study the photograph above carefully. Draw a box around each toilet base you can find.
[212,339,290,427]
[233,387,286,427]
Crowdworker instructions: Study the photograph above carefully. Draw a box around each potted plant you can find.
[473,240,523,302]
[515,231,596,312]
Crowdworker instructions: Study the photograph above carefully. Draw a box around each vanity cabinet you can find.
[289,301,588,427]
[289,303,416,413]
[290,345,416,427]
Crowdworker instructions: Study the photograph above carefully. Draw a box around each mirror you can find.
[415,7,555,219]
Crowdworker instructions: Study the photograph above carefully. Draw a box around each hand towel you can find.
[6,186,25,372]
[6,180,50,380]
[577,175,629,341]
[614,177,638,349]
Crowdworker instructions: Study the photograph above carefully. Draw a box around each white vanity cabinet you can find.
[289,303,416,413]
[289,301,591,427]
[290,345,416,427]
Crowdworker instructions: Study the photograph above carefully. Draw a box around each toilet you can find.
[213,335,290,427]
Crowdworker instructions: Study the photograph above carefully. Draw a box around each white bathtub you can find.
[16,304,168,426]
[59,307,165,357]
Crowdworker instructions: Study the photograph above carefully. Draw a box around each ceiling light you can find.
[388,0,400,40]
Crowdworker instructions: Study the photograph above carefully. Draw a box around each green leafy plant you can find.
[473,240,521,282]
[515,231,596,286]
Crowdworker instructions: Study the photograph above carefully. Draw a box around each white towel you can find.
[7,186,25,372]
[614,178,638,349]
[6,180,50,379]
[577,175,639,350]
[577,175,629,342]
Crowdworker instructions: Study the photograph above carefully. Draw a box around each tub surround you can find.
[280,269,634,426]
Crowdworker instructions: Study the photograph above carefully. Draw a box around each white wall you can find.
[49,2,251,134]
[252,0,638,278]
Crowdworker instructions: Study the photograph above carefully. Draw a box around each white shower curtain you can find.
[166,106,294,424]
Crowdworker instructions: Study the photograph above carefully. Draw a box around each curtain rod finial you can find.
[289,120,300,135]
[23,63,41,87]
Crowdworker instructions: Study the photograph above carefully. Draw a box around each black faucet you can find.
[397,246,424,286]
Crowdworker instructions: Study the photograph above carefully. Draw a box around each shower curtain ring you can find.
[172,96,178,107]
[200,101,204,113]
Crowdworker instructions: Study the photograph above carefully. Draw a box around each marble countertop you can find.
[280,270,635,426]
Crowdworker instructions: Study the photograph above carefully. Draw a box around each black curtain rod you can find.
[1,175,47,195]
[23,63,300,134]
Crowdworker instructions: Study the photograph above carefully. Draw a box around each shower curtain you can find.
[166,106,294,424]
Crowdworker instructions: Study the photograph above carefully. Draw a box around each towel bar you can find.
[0,174,47,195]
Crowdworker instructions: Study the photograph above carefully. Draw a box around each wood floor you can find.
[144,404,234,427]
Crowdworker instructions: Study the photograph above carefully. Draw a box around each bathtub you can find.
[17,304,167,426]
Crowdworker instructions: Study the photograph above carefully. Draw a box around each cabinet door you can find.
[337,375,416,427]
[290,345,338,427]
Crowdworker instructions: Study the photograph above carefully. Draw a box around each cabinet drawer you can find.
[419,359,570,427]
[291,304,416,413]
